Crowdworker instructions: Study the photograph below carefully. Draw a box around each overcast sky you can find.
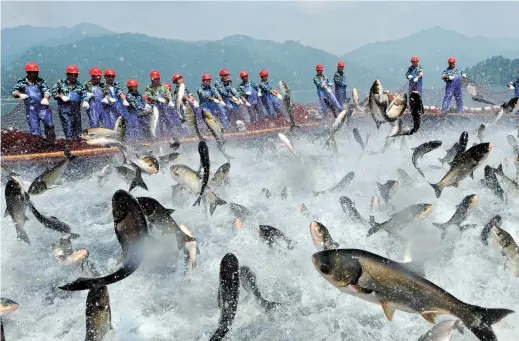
[2,1,517,55]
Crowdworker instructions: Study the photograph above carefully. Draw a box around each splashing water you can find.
[1,116,518,341]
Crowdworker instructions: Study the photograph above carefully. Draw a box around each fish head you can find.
[309,221,329,250]
[312,250,362,287]
[339,196,355,209]
[484,165,494,177]
[136,197,158,216]
[28,178,46,195]
[140,156,159,174]
[112,190,148,244]
[370,79,382,94]
[491,225,513,247]
[59,248,89,266]
[388,180,400,192]
[459,131,469,145]
[0,297,19,316]
[415,204,433,219]
[465,194,480,208]
[179,224,195,238]
[467,143,492,162]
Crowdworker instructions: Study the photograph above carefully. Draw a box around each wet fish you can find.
[313,171,355,196]
[312,249,514,341]
[158,152,181,169]
[258,225,296,250]
[432,194,479,239]
[370,195,380,213]
[491,164,519,193]
[52,242,89,266]
[429,143,492,198]
[82,116,125,142]
[203,109,232,161]
[28,148,76,195]
[477,124,486,143]
[480,165,506,202]
[261,188,272,199]
[279,80,299,130]
[352,88,361,111]
[150,105,159,138]
[491,225,519,276]
[132,154,159,174]
[59,190,150,291]
[412,140,443,177]
[384,93,407,122]
[397,168,413,187]
[4,177,30,244]
[85,285,113,341]
[0,298,19,317]
[180,224,199,277]
[309,221,339,251]
[193,141,210,206]
[211,163,231,188]
[128,165,148,192]
[97,165,113,188]
[501,97,519,114]
[376,180,399,204]
[175,82,185,111]
[136,196,193,249]
[352,128,366,151]
[170,165,227,215]
[323,109,349,149]
[449,131,469,167]
[481,215,502,246]
[417,319,464,341]
[367,203,433,237]
[391,91,423,136]
[28,200,80,236]
[506,135,519,155]
[210,253,240,341]
[368,79,388,129]
[114,165,136,185]
[239,266,280,312]
[230,202,252,221]
[278,133,299,157]
[339,196,368,226]
[184,103,203,140]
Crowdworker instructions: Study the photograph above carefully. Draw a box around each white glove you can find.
[245,102,251,107]
[109,97,117,103]
[238,99,244,105]
[101,98,109,104]
[86,92,94,99]
[245,91,252,96]
[407,75,413,80]
[218,101,226,108]
[157,97,167,104]
[192,100,200,108]
[144,103,152,112]
[258,90,262,97]
[461,73,467,79]
[325,88,332,94]
[232,96,238,102]
[448,76,454,81]
[40,98,49,105]
[510,85,516,90]
[168,101,174,108]
[61,95,70,102]
[19,94,29,100]
[123,100,129,107]
[276,93,283,100]
[413,77,419,83]
[82,101,90,109]
[212,98,221,104]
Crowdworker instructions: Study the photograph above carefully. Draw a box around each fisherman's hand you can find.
[168,101,174,108]
[157,97,167,104]
[448,76,454,81]
[245,91,252,96]
[82,101,90,109]
[109,97,117,103]
[407,75,413,80]
[61,95,70,102]
[245,101,251,107]
[508,82,513,88]
[144,103,152,112]
[40,98,49,106]
[86,92,94,99]
[192,100,200,108]
[123,100,130,107]
[19,93,29,100]
[276,93,283,100]
[413,77,419,83]
[101,98,109,104]
[461,73,467,79]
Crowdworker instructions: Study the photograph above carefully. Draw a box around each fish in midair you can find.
[210,253,240,341]
[85,286,113,341]
[0,298,19,317]
[279,80,299,130]
[211,163,231,188]
[368,79,388,129]
[447,131,469,167]
[132,154,159,175]
[352,128,367,151]
[477,124,486,143]
[261,188,272,199]
[390,91,423,136]
[51,234,88,266]
[491,225,519,276]
[175,82,185,111]
[180,224,199,277]
[203,109,232,161]
[481,215,502,246]
[184,103,203,140]
[491,164,519,193]
[312,249,514,341]
[114,165,136,185]
[4,177,30,244]
[230,202,252,221]
[352,88,362,112]
[313,171,355,196]
[82,116,126,142]
[258,225,296,250]
[429,143,492,198]
[278,133,299,157]
[309,221,339,251]
[58,190,150,291]
[239,266,280,312]
[432,194,479,239]
[384,93,407,122]
[367,203,433,237]
[28,148,76,195]
[193,141,210,206]
[370,195,380,213]
[412,140,443,177]
[339,196,368,226]
[149,105,159,138]
[376,180,399,205]
[158,152,182,169]
[170,137,181,150]
[97,165,113,188]
[397,168,413,187]
[28,200,80,237]
[480,165,506,202]
[417,319,464,341]
[323,109,350,149]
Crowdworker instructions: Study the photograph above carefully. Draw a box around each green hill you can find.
[464,56,519,88]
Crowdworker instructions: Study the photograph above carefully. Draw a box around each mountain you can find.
[342,27,519,89]
[1,23,114,64]
[465,56,519,88]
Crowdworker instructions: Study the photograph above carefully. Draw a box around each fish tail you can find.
[192,195,203,207]
[366,216,380,237]
[15,225,31,245]
[429,182,442,198]
[432,223,448,239]
[260,298,281,312]
[129,168,148,193]
[437,157,444,165]
[495,163,504,176]
[209,196,227,216]
[460,305,514,341]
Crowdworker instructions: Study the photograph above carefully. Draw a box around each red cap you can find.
[24,62,40,72]
[65,65,79,74]
[150,70,161,79]
[104,68,116,76]
[448,57,456,64]
[126,79,138,87]
[316,64,324,71]
[259,69,268,77]
[239,70,248,78]
[219,68,230,77]
[410,56,419,62]
[89,67,102,76]
[337,61,345,68]
[202,73,212,81]
[172,73,182,82]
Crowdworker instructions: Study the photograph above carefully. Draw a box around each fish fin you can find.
[348,284,362,293]
[381,302,396,321]
[452,182,459,188]
[469,171,474,179]
[209,196,227,216]
[438,157,445,165]
[458,224,477,232]
[166,208,175,215]
[129,167,148,192]
[15,226,31,245]
[4,208,9,218]
[495,164,504,176]
[333,242,340,248]
[421,311,439,324]
[261,299,281,312]
[460,306,514,341]
[366,216,380,237]
[432,223,448,239]
[68,232,81,239]
[401,261,426,278]
[429,183,442,198]
[376,182,383,194]
[454,320,465,334]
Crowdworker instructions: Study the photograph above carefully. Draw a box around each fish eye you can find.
[319,264,331,275]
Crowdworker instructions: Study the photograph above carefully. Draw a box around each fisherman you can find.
[406,56,423,96]
[258,69,285,119]
[82,67,112,129]
[215,69,241,128]
[237,70,262,123]
[104,68,130,123]
[51,64,85,139]
[144,70,176,137]
[333,61,348,109]
[11,62,55,140]
[125,79,152,141]
[164,81,184,134]
[508,69,519,99]
[197,73,230,128]
[441,57,466,115]
[172,73,201,120]
[314,64,342,117]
